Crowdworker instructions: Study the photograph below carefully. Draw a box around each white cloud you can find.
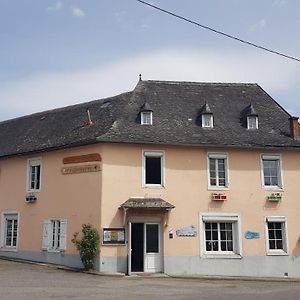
[249,19,267,32]
[0,49,299,120]
[47,1,63,11]
[272,0,288,7]
[71,7,86,18]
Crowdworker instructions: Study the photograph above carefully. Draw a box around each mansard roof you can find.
[0,80,299,158]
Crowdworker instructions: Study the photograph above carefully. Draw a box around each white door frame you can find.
[128,218,163,273]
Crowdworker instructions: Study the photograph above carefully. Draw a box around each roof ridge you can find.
[141,80,258,86]
[0,91,132,125]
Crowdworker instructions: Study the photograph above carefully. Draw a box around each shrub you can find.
[72,224,100,270]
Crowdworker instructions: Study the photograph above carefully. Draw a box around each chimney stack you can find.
[290,116,300,140]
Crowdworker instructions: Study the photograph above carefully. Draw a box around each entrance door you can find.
[144,223,161,273]
[130,222,162,273]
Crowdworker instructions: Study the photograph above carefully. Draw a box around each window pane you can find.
[146,224,159,253]
[145,157,162,184]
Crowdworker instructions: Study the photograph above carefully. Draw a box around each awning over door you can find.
[120,197,175,211]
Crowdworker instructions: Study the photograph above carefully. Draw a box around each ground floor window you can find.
[201,213,242,257]
[266,216,288,255]
[2,213,19,249]
[42,219,67,251]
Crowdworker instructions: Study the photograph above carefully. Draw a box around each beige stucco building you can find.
[0,80,300,278]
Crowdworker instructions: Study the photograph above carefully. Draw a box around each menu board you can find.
[102,228,125,245]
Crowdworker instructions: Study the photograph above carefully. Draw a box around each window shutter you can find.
[59,220,67,251]
[42,220,51,250]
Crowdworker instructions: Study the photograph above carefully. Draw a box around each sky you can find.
[1,0,300,121]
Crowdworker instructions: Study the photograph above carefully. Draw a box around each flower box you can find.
[212,193,227,201]
[267,193,282,202]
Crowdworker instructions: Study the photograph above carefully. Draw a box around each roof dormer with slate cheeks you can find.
[246,104,258,129]
[140,102,153,125]
[200,103,214,128]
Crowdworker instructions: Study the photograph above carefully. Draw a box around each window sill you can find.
[208,187,229,191]
[27,189,41,193]
[0,247,18,252]
[262,187,284,192]
[202,253,242,259]
[143,185,165,189]
[266,251,288,256]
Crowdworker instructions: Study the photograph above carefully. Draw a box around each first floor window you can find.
[266,217,288,255]
[201,214,241,257]
[208,153,228,188]
[3,213,19,248]
[42,219,67,251]
[261,155,282,189]
[205,222,233,252]
[143,151,164,186]
[28,158,41,191]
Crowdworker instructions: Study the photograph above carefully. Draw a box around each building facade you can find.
[0,80,299,277]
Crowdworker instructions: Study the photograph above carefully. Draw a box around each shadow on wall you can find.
[292,239,300,256]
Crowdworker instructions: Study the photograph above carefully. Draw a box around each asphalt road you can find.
[0,259,300,300]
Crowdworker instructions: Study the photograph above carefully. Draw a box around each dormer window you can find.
[141,111,152,125]
[200,103,213,128]
[202,114,213,128]
[247,115,258,129]
[246,104,258,129]
[140,102,153,125]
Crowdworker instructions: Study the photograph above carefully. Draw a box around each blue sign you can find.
[245,231,260,239]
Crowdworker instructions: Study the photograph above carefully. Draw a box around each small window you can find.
[143,151,164,187]
[141,111,152,125]
[202,114,213,128]
[201,214,241,257]
[261,155,282,189]
[208,153,228,188]
[247,116,258,129]
[28,158,41,191]
[265,217,288,255]
[1,213,19,250]
[42,219,67,252]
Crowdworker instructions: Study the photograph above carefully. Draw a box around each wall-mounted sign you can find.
[176,225,197,237]
[245,231,260,239]
[63,153,101,164]
[61,164,101,175]
[103,228,125,245]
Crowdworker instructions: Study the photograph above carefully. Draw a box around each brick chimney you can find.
[290,117,300,140]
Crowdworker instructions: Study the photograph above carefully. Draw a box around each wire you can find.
[137,0,300,63]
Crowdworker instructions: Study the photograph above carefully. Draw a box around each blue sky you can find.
[1,0,300,121]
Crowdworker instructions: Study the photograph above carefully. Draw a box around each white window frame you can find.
[142,150,165,188]
[207,153,229,190]
[200,213,242,259]
[265,216,288,256]
[202,114,213,128]
[27,158,42,192]
[42,219,67,252]
[247,116,258,129]
[141,111,153,125]
[0,211,20,252]
[260,154,283,190]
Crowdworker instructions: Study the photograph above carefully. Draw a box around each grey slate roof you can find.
[0,80,299,158]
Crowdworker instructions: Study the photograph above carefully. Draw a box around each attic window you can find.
[141,111,152,125]
[200,103,213,128]
[247,115,258,129]
[245,104,258,129]
[202,114,213,128]
[140,102,153,125]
